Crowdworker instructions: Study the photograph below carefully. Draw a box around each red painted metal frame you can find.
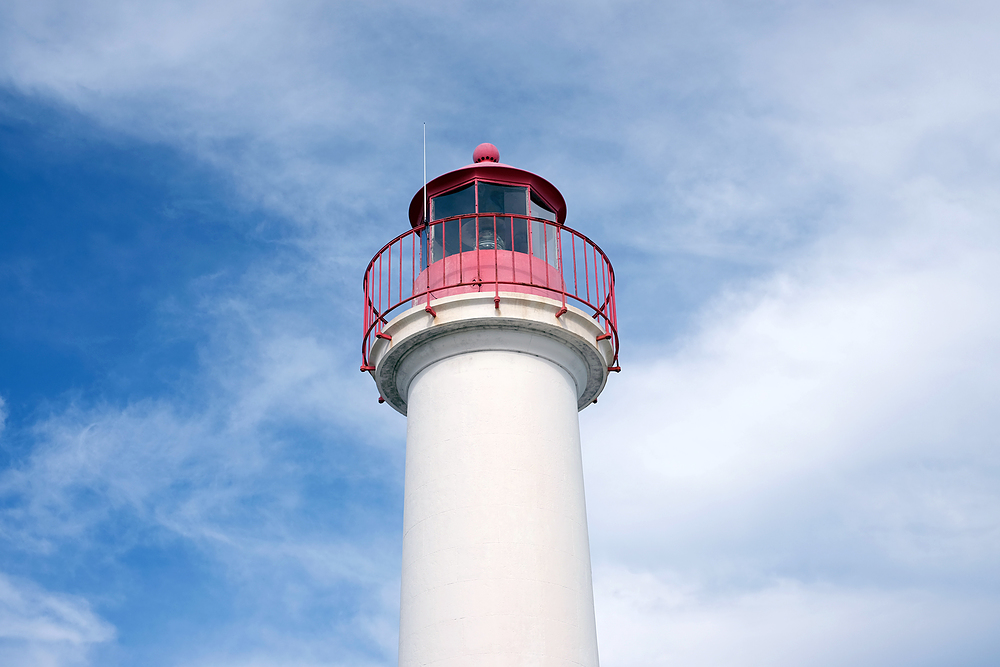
[361,214,619,372]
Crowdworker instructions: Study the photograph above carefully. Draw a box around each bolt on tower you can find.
[362,143,619,667]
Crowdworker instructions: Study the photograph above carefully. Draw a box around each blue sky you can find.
[1,1,999,665]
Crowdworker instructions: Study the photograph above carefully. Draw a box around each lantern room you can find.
[408,143,566,264]
[404,143,572,302]
[362,143,619,375]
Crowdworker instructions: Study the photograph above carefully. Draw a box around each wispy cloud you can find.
[0,250,404,663]
[581,6,1000,655]
[0,573,114,667]
[595,567,1000,667]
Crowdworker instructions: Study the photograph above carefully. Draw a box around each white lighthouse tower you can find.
[362,143,619,667]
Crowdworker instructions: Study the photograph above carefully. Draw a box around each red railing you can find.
[362,214,619,371]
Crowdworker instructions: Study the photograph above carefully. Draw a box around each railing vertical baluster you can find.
[493,216,500,308]
[528,217,535,286]
[426,224,432,310]
[600,256,608,330]
[556,227,566,311]
[596,252,603,319]
[600,252,608,321]
[510,216,516,285]
[571,232,579,299]
[610,268,617,337]
[593,245,599,314]
[361,271,371,368]
[543,222,549,289]
[594,256,599,318]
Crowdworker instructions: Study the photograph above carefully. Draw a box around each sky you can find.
[1,1,999,665]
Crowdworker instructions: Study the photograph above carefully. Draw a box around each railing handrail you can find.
[362,213,619,371]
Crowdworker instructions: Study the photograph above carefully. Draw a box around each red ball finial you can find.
[473,143,500,163]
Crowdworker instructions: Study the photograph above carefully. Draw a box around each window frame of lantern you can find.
[425,178,561,266]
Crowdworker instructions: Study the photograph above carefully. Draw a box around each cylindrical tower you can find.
[362,143,619,667]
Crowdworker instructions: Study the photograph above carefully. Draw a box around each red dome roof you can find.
[408,144,567,227]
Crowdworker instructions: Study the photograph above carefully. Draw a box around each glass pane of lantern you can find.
[420,226,430,267]
[428,184,475,261]
[425,220,462,262]
[461,215,524,253]
[431,184,475,221]
[459,216,477,252]
[443,218,461,257]
[511,216,529,253]
[529,194,558,265]
[477,182,527,215]
[478,182,528,254]
[463,216,508,251]
[531,220,559,267]
[530,193,557,222]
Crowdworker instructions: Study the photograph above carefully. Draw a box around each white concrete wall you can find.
[399,348,600,667]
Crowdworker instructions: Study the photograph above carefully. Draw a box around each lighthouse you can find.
[362,143,619,667]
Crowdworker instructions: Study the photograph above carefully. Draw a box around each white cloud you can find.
[0,573,114,667]
[588,216,999,536]
[585,194,1000,664]
[0,259,403,662]
[0,369,401,664]
[594,566,1000,667]
[580,5,1000,663]
[0,0,479,233]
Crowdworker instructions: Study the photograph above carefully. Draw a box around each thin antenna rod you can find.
[423,123,427,225]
